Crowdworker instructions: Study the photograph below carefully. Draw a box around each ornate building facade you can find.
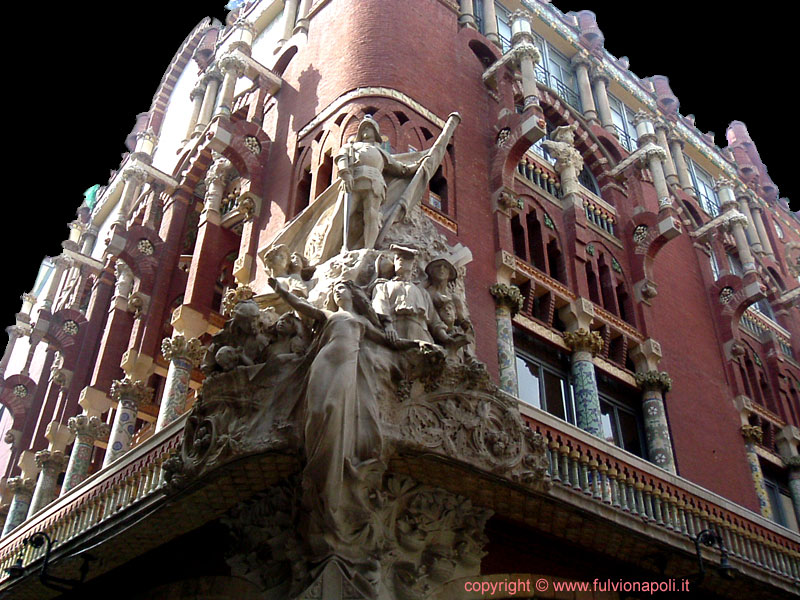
[1,1,799,598]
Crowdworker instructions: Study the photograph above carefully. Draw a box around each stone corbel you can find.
[222,48,282,95]
[628,212,681,303]
[127,291,150,319]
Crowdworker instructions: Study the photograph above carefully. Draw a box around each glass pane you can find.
[599,401,618,446]
[543,370,567,421]
[617,410,643,457]
[780,492,799,532]
[516,356,541,409]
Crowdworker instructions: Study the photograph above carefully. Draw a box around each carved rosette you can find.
[489,283,524,316]
[741,424,764,445]
[634,370,672,393]
[221,285,255,317]
[562,328,604,357]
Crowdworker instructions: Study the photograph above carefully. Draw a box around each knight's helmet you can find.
[356,115,381,141]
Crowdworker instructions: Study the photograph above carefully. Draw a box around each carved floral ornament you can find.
[68,414,110,441]
[634,370,672,393]
[741,424,764,445]
[6,476,35,494]
[110,376,153,407]
[161,334,206,366]
[489,283,524,315]
[34,449,68,470]
[783,455,800,469]
[562,328,604,356]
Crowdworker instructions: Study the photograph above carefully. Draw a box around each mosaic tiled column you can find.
[1,477,35,536]
[562,329,604,436]
[634,370,676,473]
[103,377,153,468]
[0,503,9,533]
[156,335,205,432]
[741,425,772,518]
[27,450,68,516]
[489,283,524,396]
[62,415,110,493]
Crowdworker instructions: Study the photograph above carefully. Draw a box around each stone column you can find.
[667,135,696,198]
[634,370,676,472]
[736,186,762,254]
[749,198,774,259]
[0,325,27,379]
[633,112,672,211]
[115,166,147,227]
[489,283,524,396]
[562,329,604,436]
[156,336,205,431]
[62,416,110,493]
[481,0,499,45]
[654,119,678,186]
[27,450,68,517]
[194,68,223,134]
[572,53,598,125]
[80,225,99,256]
[511,11,541,111]
[103,377,153,467]
[215,53,246,117]
[293,0,313,34]
[279,0,300,44]
[716,178,756,274]
[2,477,35,536]
[40,256,70,313]
[184,81,207,142]
[458,0,477,29]
[741,425,773,518]
[590,67,615,134]
[1,451,37,536]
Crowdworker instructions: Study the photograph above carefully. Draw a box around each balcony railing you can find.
[740,307,795,360]
[0,418,183,583]
[535,64,582,112]
[517,155,562,198]
[518,399,800,586]
[613,124,637,154]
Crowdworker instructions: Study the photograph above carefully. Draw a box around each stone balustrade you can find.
[519,399,800,584]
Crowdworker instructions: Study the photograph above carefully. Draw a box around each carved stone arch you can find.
[271,43,298,77]
[115,224,165,292]
[217,120,270,192]
[0,374,36,426]
[43,308,88,366]
[145,18,218,136]
[713,273,765,349]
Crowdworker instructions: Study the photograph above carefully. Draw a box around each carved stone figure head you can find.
[390,244,418,280]
[356,115,381,143]
[275,312,301,337]
[264,244,292,276]
[551,122,579,145]
[425,256,457,284]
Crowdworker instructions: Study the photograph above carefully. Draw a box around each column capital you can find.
[489,283,524,315]
[68,414,111,442]
[218,52,247,76]
[562,328,604,356]
[121,164,148,185]
[589,65,610,84]
[203,66,224,84]
[221,285,256,317]
[783,455,800,470]
[634,370,672,393]
[6,476,35,495]
[110,376,154,408]
[162,335,205,366]
[190,81,207,100]
[34,449,69,471]
[741,424,763,445]
[570,50,593,69]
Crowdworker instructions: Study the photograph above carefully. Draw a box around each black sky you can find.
[2,2,792,320]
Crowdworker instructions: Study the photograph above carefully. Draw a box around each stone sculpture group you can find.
[164,115,549,599]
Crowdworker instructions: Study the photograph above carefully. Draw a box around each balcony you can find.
[740,307,795,361]
[2,383,798,599]
[534,64,582,113]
